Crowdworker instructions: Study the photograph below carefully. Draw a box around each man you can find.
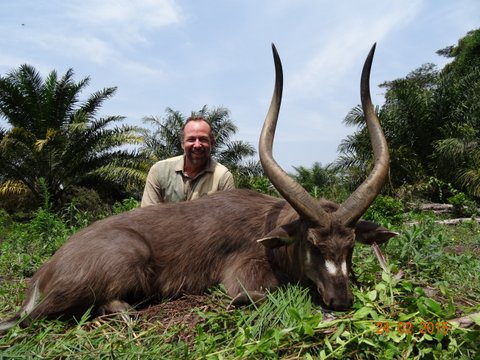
[141,116,235,206]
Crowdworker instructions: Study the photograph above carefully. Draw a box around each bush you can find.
[112,198,140,214]
[0,191,38,219]
[59,186,111,222]
[0,207,69,277]
[447,192,478,217]
[363,195,404,225]
[247,176,278,196]
[0,209,12,245]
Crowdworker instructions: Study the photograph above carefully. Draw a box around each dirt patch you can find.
[139,294,213,325]
[135,294,228,344]
[82,294,226,345]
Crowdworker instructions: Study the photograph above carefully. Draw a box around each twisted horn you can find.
[336,43,390,226]
[259,44,330,227]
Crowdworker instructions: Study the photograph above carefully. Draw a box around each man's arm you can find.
[219,170,236,190]
[141,164,164,207]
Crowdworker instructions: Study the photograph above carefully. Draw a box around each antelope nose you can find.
[326,296,353,311]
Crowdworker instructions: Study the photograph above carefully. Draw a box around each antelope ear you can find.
[355,220,398,245]
[257,235,296,248]
[257,220,300,248]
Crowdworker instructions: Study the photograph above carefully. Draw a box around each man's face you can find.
[182,120,213,168]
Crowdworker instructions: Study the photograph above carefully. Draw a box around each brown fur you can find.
[1,189,387,331]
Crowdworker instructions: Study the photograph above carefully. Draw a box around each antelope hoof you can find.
[98,300,132,322]
[229,291,266,309]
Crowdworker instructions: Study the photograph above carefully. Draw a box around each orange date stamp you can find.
[375,321,450,335]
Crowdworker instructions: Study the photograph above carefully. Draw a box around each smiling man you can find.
[141,116,235,206]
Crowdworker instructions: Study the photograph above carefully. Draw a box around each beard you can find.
[186,148,210,167]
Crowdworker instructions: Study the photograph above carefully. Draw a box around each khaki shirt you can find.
[141,155,235,207]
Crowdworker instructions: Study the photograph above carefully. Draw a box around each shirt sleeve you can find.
[219,170,236,190]
[141,164,164,207]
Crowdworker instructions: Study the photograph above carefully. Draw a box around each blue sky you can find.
[0,0,478,172]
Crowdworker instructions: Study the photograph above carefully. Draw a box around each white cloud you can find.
[288,1,424,99]
[66,0,183,29]
[41,34,115,65]
[119,59,165,79]
[54,0,185,58]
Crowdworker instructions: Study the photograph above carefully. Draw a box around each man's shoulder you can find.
[209,159,232,175]
[208,160,235,189]
[153,155,184,170]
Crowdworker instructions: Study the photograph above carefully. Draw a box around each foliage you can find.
[0,64,147,210]
[432,66,480,197]
[59,186,111,226]
[112,197,140,214]
[0,187,37,218]
[0,205,69,279]
[447,192,479,217]
[291,162,349,202]
[439,28,480,75]
[363,195,405,226]
[246,176,278,196]
[337,28,480,202]
[0,208,12,241]
[384,220,480,302]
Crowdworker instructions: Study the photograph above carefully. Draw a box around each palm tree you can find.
[140,105,262,186]
[336,29,480,201]
[291,162,347,201]
[433,68,480,196]
[141,108,184,160]
[0,64,146,208]
[335,63,440,198]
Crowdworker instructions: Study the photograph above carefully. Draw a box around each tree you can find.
[140,105,262,187]
[337,28,480,201]
[432,30,480,196]
[0,64,146,209]
[291,162,346,201]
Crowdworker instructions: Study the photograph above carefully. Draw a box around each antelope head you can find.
[258,43,393,310]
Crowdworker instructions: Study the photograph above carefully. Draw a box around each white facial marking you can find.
[325,260,338,275]
[341,261,348,276]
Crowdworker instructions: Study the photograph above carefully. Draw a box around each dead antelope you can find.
[0,43,396,333]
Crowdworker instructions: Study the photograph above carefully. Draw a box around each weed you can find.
[363,195,405,226]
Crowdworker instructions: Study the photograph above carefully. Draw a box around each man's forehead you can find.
[184,120,211,134]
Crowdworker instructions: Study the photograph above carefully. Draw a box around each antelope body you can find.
[0,43,395,332]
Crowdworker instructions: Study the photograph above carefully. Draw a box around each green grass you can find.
[0,207,479,359]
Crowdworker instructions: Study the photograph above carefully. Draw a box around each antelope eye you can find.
[309,244,325,259]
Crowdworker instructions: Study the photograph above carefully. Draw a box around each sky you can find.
[0,0,478,172]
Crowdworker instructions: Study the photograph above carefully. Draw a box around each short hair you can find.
[182,115,215,144]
